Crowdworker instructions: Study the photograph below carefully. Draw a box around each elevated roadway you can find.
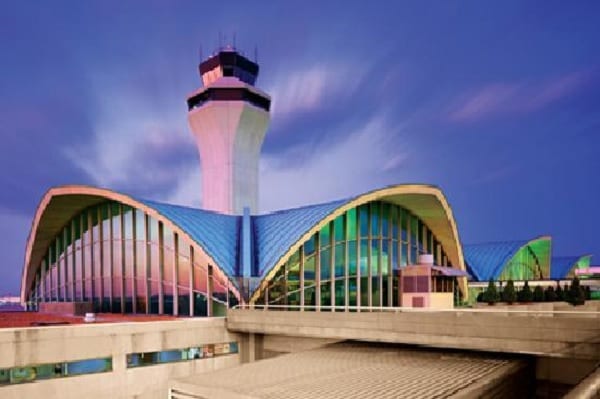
[227,306,600,360]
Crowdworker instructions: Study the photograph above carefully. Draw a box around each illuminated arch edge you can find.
[250,184,467,303]
[499,235,552,280]
[20,185,241,304]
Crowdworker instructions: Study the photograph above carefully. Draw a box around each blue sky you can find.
[1,1,599,294]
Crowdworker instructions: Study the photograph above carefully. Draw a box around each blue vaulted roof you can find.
[550,256,580,279]
[463,240,529,281]
[138,199,240,280]
[254,199,349,278]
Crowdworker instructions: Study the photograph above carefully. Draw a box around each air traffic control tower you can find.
[186,46,271,215]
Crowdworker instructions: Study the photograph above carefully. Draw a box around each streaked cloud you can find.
[259,115,411,212]
[265,62,365,126]
[159,114,413,212]
[448,69,595,123]
[0,207,31,294]
[63,82,194,193]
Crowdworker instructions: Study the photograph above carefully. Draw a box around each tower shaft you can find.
[187,48,270,215]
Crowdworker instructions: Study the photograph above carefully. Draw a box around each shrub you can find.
[518,281,533,303]
[533,285,544,302]
[502,280,517,304]
[483,280,500,304]
[584,286,591,300]
[476,292,484,303]
[567,277,585,306]
[544,286,557,302]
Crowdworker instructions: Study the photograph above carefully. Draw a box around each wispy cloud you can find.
[264,62,365,127]
[448,69,595,123]
[259,115,410,212]
[63,83,194,193]
[159,114,413,212]
[0,207,31,294]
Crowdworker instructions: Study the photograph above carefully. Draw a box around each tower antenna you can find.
[254,45,258,63]
[233,32,237,50]
[218,31,222,51]
[199,44,203,62]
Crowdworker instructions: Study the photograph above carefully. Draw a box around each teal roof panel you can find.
[254,199,348,278]
[463,240,529,281]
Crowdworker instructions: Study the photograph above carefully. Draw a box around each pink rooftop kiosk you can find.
[399,255,467,309]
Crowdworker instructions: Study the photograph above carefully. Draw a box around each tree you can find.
[556,283,565,301]
[533,285,544,302]
[518,281,533,303]
[502,280,517,304]
[483,280,500,304]
[567,277,585,306]
[544,286,557,302]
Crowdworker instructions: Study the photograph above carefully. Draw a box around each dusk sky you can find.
[1,1,599,294]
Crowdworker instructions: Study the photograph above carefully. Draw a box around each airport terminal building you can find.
[20,48,470,315]
[20,47,594,316]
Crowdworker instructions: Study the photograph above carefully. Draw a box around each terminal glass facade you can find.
[254,201,453,309]
[25,202,239,316]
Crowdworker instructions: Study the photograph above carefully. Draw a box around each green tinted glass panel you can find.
[359,206,369,237]
[360,239,368,275]
[347,209,357,240]
[348,241,357,275]
[370,202,379,236]
[335,243,345,277]
[319,225,330,248]
[304,237,315,257]
[382,203,389,237]
[320,248,331,280]
[334,216,345,242]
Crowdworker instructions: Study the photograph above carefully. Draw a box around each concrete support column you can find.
[108,205,114,309]
[131,209,137,314]
[315,232,321,311]
[367,205,372,309]
[329,220,335,310]
[144,214,151,314]
[120,206,126,313]
[80,213,85,302]
[189,246,195,316]
[173,233,179,316]
[207,265,213,317]
[344,213,349,311]
[158,221,164,315]
[88,211,95,302]
[299,246,305,310]
[98,206,104,309]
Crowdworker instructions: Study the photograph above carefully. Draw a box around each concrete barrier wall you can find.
[0,318,240,399]
[227,309,600,360]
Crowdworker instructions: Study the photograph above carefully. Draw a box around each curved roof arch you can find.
[464,235,551,282]
[250,184,467,302]
[550,255,592,279]
[21,185,240,303]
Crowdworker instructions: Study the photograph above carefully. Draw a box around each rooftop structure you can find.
[464,236,552,282]
[551,255,593,279]
[20,184,467,314]
[171,342,530,399]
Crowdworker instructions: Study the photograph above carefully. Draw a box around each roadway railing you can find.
[231,303,600,316]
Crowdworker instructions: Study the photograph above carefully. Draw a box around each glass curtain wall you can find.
[27,201,240,316]
[254,201,452,309]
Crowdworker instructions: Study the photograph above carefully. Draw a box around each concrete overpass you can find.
[227,306,600,360]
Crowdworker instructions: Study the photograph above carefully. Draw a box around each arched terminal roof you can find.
[21,186,240,302]
[550,255,592,279]
[252,184,467,301]
[464,236,552,281]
